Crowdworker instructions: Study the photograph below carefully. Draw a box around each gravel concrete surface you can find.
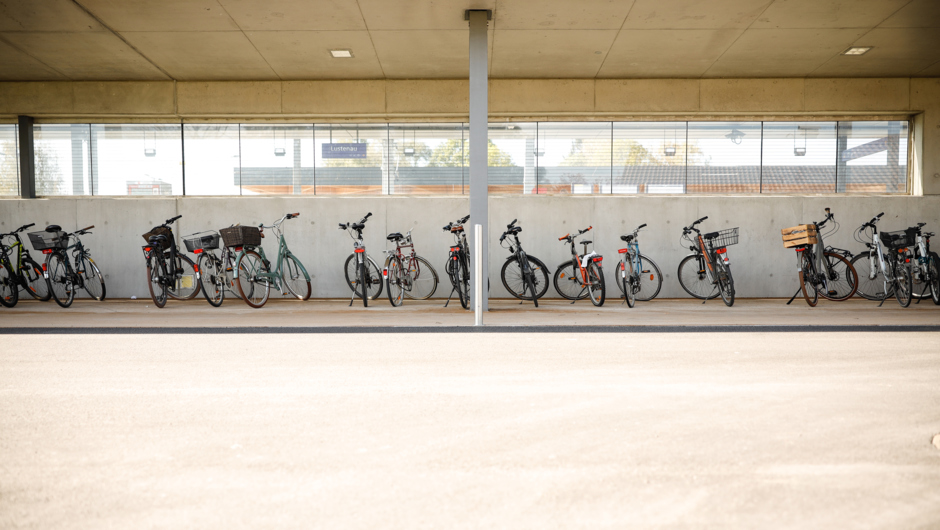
[2,332,939,529]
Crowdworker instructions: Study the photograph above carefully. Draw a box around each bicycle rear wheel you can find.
[817,252,857,301]
[405,255,438,300]
[386,256,404,307]
[236,250,271,308]
[716,261,734,307]
[21,257,51,301]
[47,253,74,308]
[587,261,605,307]
[799,252,818,307]
[457,255,470,309]
[677,255,718,300]
[281,254,311,301]
[620,258,636,308]
[0,259,18,307]
[79,257,106,301]
[198,253,224,307]
[929,252,940,305]
[893,258,912,308]
[635,255,663,302]
[850,253,891,300]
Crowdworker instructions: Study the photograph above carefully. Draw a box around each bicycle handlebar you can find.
[507,219,517,229]
[166,215,182,225]
[459,214,470,224]
[16,223,35,233]
[75,225,94,234]
[637,223,647,230]
[286,212,300,219]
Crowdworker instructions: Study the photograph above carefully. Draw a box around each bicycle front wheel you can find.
[677,255,718,300]
[456,254,470,309]
[0,259,18,307]
[716,261,735,307]
[799,252,818,307]
[929,252,940,305]
[146,254,167,308]
[620,258,636,308]
[236,250,271,308]
[587,261,605,307]
[554,262,588,300]
[386,256,404,307]
[405,255,438,300]
[893,258,912,308]
[849,253,891,300]
[167,254,201,300]
[198,253,224,307]
[281,254,311,301]
[635,254,663,301]
[818,252,857,301]
[79,257,106,301]
[21,257,51,301]
[47,253,74,308]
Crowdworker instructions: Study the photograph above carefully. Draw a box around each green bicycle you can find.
[0,223,51,307]
[230,213,311,309]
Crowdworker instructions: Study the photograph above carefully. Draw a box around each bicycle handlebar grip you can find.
[167,215,182,224]
[81,225,94,231]
[460,215,470,223]
[638,223,647,229]
[508,219,517,228]
[338,223,346,229]
[365,212,373,219]
[22,223,35,230]
[558,234,568,241]
[699,216,708,223]
[877,212,884,217]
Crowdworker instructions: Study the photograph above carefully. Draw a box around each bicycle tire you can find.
[344,254,383,301]
[525,272,538,307]
[893,258,912,308]
[79,257,106,301]
[587,261,605,307]
[849,253,892,300]
[21,257,51,301]
[502,255,549,301]
[236,250,271,308]
[146,254,168,308]
[46,253,74,308]
[166,254,201,301]
[929,252,940,305]
[281,254,311,301]
[359,261,368,307]
[554,261,588,300]
[716,261,734,307]
[634,254,663,302]
[799,252,818,307]
[817,252,857,302]
[386,255,404,307]
[621,257,636,308]
[405,255,438,300]
[677,255,719,300]
[0,258,18,308]
[197,253,224,307]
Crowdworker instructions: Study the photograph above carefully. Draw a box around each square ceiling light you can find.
[842,46,872,56]
[330,49,353,58]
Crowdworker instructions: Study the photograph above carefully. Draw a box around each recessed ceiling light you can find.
[330,49,353,58]
[842,46,872,56]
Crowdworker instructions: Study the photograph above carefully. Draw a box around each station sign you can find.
[322,143,368,159]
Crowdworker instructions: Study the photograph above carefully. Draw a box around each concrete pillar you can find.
[467,9,491,312]
[17,116,35,199]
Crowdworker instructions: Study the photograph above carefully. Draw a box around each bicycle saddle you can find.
[580,240,592,245]
[621,235,634,242]
[45,225,62,232]
[386,232,403,241]
[704,231,719,239]
[148,234,168,245]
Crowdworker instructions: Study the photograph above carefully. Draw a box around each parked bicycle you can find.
[0,223,50,306]
[441,215,472,309]
[783,208,858,307]
[142,215,200,308]
[908,223,940,304]
[183,230,234,307]
[227,213,310,309]
[340,212,382,307]
[384,226,439,306]
[29,225,106,308]
[615,223,663,307]
[499,219,549,307]
[849,213,913,307]
[677,217,738,307]
[553,225,605,306]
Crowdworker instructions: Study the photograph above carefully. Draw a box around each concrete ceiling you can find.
[0,0,938,81]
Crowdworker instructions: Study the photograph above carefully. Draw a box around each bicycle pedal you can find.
[827,290,837,295]
[642,270,650,273]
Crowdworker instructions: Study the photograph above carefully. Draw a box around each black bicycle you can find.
[0,223,50,306]
[677,216,738,307]
[340,212,382,307]
[499,219,549,307]
[142,215,200,308]
[29,225,106,308]
[443,215,472,309]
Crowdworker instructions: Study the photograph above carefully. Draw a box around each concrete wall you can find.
[2,195,937,301]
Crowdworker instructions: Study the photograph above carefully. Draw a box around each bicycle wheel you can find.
[620,258,636,308]
[798,252,818,307]
[817,252,857,302]
[635,255,663,302]
[502,256,546,301]
[146,254,168,308]
[405,255,438,300]
[21,257,51,301]
[281,254,311,301]
[929,252,940,305]
[677,255,719,300]
[587,261,605,307]
[457,254,470,309]
[849,253,892,300]
[0,259,18,307]
[198,253,224,307]
[46,253,74,308]
[893,258,912,308]
[236,250,271,308]
[716,261,734,307]
[386,256,404,307]
[554,262,588,300]
[78,256,106,301]
[167,254,201,300]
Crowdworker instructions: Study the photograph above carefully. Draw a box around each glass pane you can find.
[389,123,465,195]
[183,125,241,196]
[612,122,686,194]
[0,124,18,196]
[91,124,183,196]
[239,125,314,195]
[837,121,908,193]
[34,124,91,196]
[314,124,386,196]
[761,122,837,193]
[687,122,761,193]
[535,122,612,195]
[487,123,534,194]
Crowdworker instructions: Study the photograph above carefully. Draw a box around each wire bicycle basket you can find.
[28,230,68,251]
[183,231,221,252]
[706,227,740,249]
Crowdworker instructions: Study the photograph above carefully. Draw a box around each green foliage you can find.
[427,139,515,167]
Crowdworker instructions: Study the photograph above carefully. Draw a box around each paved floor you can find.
[2,297,939,329]
[1,332,939,529]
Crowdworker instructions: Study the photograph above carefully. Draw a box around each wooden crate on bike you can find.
[781,224,817,248]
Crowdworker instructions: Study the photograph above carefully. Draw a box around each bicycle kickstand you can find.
[444,285,456,308]
[786,287,802,305]
[348,285,358,307]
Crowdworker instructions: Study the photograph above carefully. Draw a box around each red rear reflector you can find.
[194,248,203,254]
[144,247,151,251]
[193,264,199,272]
[235,246,243,251]
[593,257,602,262]
[450,247,459,251]
[42,263,47,271]
[716,248,727,254]
[42,249,53,254]
[618,248,628,254]
[905,258,911,263]
[650,274,654,281]
[795,248,804,252]
[354,248,364,253]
